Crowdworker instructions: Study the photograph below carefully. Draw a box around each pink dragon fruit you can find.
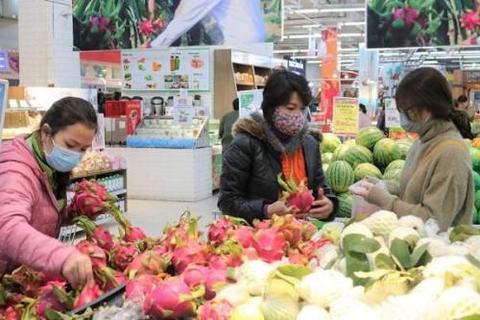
[197,300,233,320]
[125,274,162,302]
[7,266,46,295]
[123,226,147,243]
[125,250,170,279]
[94,266,127,292]
[138,19,154,36]
[462,11,480,30]
[4,306,21,320]
[35,281,69,318]
[172,239,209,273]
[110,243,139,271]
[162,213,202,250]
[205,268,228,300]
[181,264,209,288]
[252,228,287,263]
[75,216,115,251]
[68,179,111,220]
[230,226,254,248]
[143,277,203,319]
[298,239,329,260]
[76,240,107,271]
[287,249,308,265]
[209,254,242,270]
[392,7,419,28]
[208,217,234,245]
[277,175,314,214]
[301,220,318,241]
[272,214,303,247]
[73,283,102,309]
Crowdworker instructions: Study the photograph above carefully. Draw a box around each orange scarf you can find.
[281,148,307,186]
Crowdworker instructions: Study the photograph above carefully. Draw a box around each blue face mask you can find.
[45,139,83,172]
[399,112,424,133]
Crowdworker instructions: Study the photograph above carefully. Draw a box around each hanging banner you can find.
[332,97,359,136]
[385,98,401,129]
[73,0,282,50]
[238,90,263,119]
[319,28,340,123]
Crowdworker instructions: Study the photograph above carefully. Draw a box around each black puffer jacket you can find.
[218,113,338,224]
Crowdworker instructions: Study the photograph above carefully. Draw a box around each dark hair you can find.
[261,70,312,123]
[457,95,468,103]
[41,97,98,136]
[233,98,239,111]
[396,67,469,134]
[359,103,367,114]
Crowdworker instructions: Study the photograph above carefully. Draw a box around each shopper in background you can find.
[451,109,474,139]
[0,97,97,288]
[376,103,387,135]
[358,103,371,129]
[218,98,239,152]
[457,94,475,121]
[352,67,474,231]
[218,70,338,224]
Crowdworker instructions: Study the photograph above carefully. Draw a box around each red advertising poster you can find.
[125,101,142,135]
[319,28,340,123]
[320,80,340,121]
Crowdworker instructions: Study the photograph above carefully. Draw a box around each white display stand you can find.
[106,147,212,202]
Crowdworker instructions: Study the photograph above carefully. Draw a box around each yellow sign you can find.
[332,97,359,135]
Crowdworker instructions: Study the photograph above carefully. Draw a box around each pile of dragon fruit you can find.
[0,179,325,319]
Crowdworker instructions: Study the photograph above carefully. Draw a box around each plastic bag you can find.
[349,180,388,218]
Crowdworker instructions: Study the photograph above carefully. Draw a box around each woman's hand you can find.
[351,180,374,198]
[62,253,94,289]
[267,201,297,218]
[297,188,333,220]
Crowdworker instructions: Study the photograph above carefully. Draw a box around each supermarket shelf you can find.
[71,168,126,180]
[110,188,127,196]
[236,81,255,86]
[58,214,117,242]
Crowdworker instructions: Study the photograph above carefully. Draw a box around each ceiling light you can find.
[338,33,364,38]
[340,48,359,52]
[294,9,319,14]
[307,60,322,64]
[320,7,365,13]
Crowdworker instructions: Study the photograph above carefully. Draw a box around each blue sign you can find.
[0,51,8,73]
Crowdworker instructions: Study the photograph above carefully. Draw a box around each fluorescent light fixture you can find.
[294,9,319,14]
[285,32,363,39]
[291,55,321,60]
[273,49,309,53]
[297,21,364,29]
[320,7,365,13]
[340,48,359,52]
[338,33,364,38]
[342,21,365,26]
[307,60,322,64]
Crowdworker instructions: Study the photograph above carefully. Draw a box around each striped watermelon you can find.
[383,168,402,182]
[356,127,385,150]
[326,160,355,193]
[323,164,329,172]
[344,139,356,146]
[337,193,353,218]
[354,163,382,182]
[322,152,333,165]
[396,139,413,160]
[373,138,403,169]
[332,144,353,162]
[385,159,406,174]
[470,147,480,172]
[321,133,341,154]
[473,171,480,192]
[473,207,479,225]
[476,190,480,210]
[345,145,373,168]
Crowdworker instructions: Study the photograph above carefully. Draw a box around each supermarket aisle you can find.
[123,196,219,236]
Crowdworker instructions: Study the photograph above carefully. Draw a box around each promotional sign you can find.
[332,97,359,136]
[319,28,339,122]
[0,80,8,142]
[174,107,195,126]
[385,98,401,129]
[122,48,210,91]
[24,87,98,111]
[92,113,106,150]
[358,44,379,115]
[367,0,480,48]
[73,0,282,50]
[238,90,263,119]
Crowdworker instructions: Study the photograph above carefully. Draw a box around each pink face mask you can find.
[272,108,306,136]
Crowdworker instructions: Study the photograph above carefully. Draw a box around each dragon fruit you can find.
[68,179,111,220]
[277,174,315,214]
[73,283,102,309]
[172,239,209,273]
[272,214,304,247]
[110,243,139,271]
[125,250,169,279]
[74,216,115,251]
[205,268,229,300]
[252,228,287,263]
[230,226,254,248]
[209,254,243,270]
[181,264,209,288]
[143,277,203,319]
[197,300,233,320]
[35,281,69,318]
[123,226,147,243]
[75,240,107,271]
[461,11,480,31]
[125,274,162,302]
[95,266,127,291]
[3,306,21,320]
[208,217,235,245]
[6,266,46,295]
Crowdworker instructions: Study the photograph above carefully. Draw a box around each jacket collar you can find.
[233,112,308,154]
[419,118,458,143]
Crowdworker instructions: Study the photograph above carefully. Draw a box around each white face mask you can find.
[45,138,83,172]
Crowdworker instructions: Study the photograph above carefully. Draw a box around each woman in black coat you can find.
[218,71,338,224]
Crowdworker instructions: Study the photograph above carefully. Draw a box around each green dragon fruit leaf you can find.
[390,239,411,270]
[409,242,432,268]
[343,234,381,254]
[345,251,371,286]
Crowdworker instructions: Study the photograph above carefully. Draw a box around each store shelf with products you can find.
[213,49,287,118]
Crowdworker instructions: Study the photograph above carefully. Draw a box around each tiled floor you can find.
[122,195,219,237]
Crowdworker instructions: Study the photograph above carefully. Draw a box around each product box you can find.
[104,118,114,145]
[125,102,142,135]
[114,117,127,145]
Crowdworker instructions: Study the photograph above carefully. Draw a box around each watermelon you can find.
[337,193,353,218]
[470,147,480,172]
[344,139,356,146]
[345,145,373,168]
[473,207,479,225]
[332,144,353,162]
[385,159,406,174]
[396,139,413,160]
[373,138,403,169]
[322,164,329,172]
[472,122,480,136]
[354,163,383,182]
[321,133,341,154]
[326,160,355,194]
[383,168,402,182]
[476,190,480,210]
[356,127,385,150]
[322,152,333,165]
[474,171,480,191]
